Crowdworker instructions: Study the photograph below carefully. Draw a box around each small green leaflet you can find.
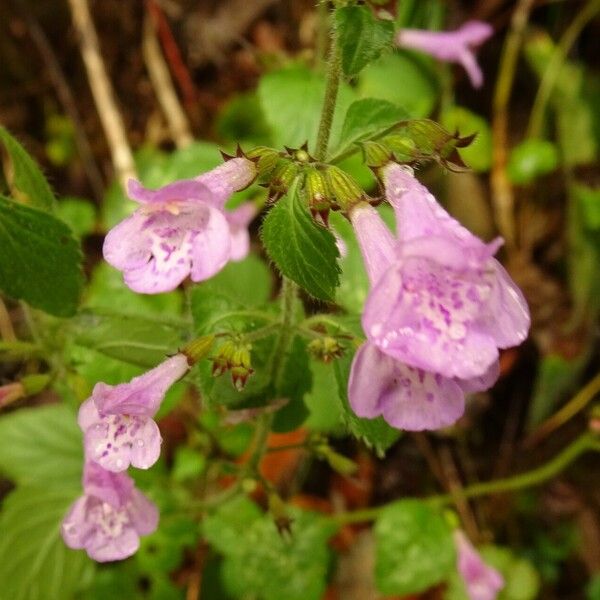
[0,195,83,316]
[335,6,394,76]
[0,126,56,212]
[261,179,340,301]
[375,499,456,596]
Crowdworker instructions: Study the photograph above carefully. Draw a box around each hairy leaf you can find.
[336,6,394,76]
[0,126,56,211]
[0,195,83,316]
[261,180,340,301]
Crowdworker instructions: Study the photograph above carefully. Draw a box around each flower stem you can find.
[330,433,599,525]
[314,22,341,161]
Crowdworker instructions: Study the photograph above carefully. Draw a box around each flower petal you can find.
[363,258,499,379]
[61,496,91,550]
[349,203,397,285]
[457,359,500,394]
[226,202,256,262]
[454,530,504,600]
[195,158,257,210]
[102,211,152,271]
[85,520,140,563]
[92,354,189,417]
[128,489,159,536]
[82,460,134,507]
[127,178,212,205]
[189,204,232,281]
[479,260,530,348]
[348,343,465,430]
[129,419,162,470]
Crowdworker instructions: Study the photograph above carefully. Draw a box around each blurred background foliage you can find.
[0,0,599,598]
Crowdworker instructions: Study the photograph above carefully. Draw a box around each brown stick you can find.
[67,0,136,188]
[142,15,193,149]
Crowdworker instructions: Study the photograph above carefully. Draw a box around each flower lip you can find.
[127,178,212,205]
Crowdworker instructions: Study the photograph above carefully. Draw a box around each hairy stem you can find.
[314,24,341,161]
[330,433,598,525]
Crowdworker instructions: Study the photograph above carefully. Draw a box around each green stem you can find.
[527,0,600,139]
[314,24,341,161]
[330,433,597,525]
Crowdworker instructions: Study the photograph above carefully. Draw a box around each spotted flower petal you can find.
[348,343,465,431]
[79,354,189,472]
[62,462,158,562]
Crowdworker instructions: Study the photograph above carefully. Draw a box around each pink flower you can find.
[454,531,504,600]
[103,158,256,293]
[79,354,189,472]
[62,461,158,562]
[225,201,256,261]
[396,21,493,88]
[369,163,530,380]
[346,162,529,431]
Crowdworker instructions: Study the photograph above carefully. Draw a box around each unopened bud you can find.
[316,444,357,476]
[268,160,299,202]
[246,146,281,177]
[211,340,254,390]
[0,382,25,407]
[21,374,51,395]
[361,141,393,168]
[305,166,333,225]
[308,336,345,363]
[182,335,215,365]
[382,134,417,161]
[268,493,293,536]
[325,165,364,209]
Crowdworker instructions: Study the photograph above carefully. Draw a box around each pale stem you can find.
[67,0,137,188]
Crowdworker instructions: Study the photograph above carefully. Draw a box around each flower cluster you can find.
[62,354,189,561]
[348,163,530,431]
[62,158,257,562]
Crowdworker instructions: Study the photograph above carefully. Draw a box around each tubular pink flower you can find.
[62,461,158,562]
[79,354,189,472]
[396,21,493,88]
[366,163,530,381]
[225,201,256,261]
[454,531,504,600]
[103,158,256,294]
[347,202,501,431]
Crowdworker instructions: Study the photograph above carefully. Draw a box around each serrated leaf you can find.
[0,404,83,486]
[358,52,438,118]
[334,98,409,159]
[336,6,395,76]
[72,310,185,368]
[0,195,83,316]
[375,500,455,596]
[258,65,356,149]
[0,486,94,600]
[0,126,56,211]
[207,506,334,600]
[261,180,340,301]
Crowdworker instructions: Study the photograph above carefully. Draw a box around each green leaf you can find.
[56,196,96,238]
[258,65,356,149]
[86,262,183,317]
[507,139,559,184]
[261,180,340,301]
[201,255,273,308]
[72,310,185,368]
[0,126,56,211]
[335,98,409,159]
[0,404,82,487]
[333,346,400,456]
[272,336,312,432]
[358,52,438,118]
[0,486,94,600]
[335,6,394,76]
[210,507,334,600]
[216,91,272,145]
[375,500,455,596]
[305,361,345,433]
[441,106,493,172]
[0,195,83,316]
